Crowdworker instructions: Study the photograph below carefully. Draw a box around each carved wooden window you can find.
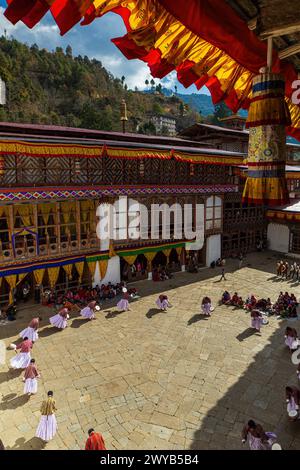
[205,196,222,230]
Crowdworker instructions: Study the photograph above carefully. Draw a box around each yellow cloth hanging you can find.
[15,205,33,226]
[80,200,91,232]
[122,255,137,266]
[60,201,76,224]
[99,259,108,279]
[109,241,116,258]
[176,246,183,257]
[17,273,27,285]
[87,260,97,281]
[38,203,56,225]
[75,262,85,283]
[63,264,73,280]
[163,248,172,261]
[0,206,8,218]
[48,267,60,289]
[144,252,157,263]
[34,269,45,285]
[6,274,17,304]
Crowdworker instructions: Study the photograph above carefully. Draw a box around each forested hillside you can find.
[0,37,201,133]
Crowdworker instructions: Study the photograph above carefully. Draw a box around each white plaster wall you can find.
[206,234,221,267]
[93,256,121,287]
[267,223,289,253]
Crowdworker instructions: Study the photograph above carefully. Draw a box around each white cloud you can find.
[0,7,210,95]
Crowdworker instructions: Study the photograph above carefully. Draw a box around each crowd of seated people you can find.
[220,291,244,307]
[42,282,139,307]
[220,290,298,318]
[273,292,298,318]
[152,265,173,282]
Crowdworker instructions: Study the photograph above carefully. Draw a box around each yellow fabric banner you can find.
[99,259,108,279]
[176,247,183,257]
[144,252,157,263]
[163,248,172,260]
[61,201,76,224]
[122,255,137,266]
[87,260,97,280]
[6,274,17,304]
[34,269,45,286]
[38,203,56,225]
[63,264,73,280]
[75,262,85,283]
[48,267,60,288]
[15,205,33,226]
[17,273,27,285]
[0,206,8,218]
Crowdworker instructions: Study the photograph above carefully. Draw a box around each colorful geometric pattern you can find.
[0,185,238,202]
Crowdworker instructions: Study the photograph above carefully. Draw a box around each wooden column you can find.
[76,201,81,250]
[56,202,61,254]
[33,203,38,255]
[8,204,14,258]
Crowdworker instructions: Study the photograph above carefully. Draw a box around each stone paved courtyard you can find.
[1,252,300,450]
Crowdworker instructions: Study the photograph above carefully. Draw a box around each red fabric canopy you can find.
[3,0,300,141]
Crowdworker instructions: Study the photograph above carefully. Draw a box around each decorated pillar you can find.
[242,73,291,206]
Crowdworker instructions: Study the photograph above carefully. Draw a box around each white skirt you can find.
[156,299,169,310]
[10,352,31,369]
[19,326,38,342]
[36,414,57,442]
[24,378,38,394]
[80,306,95,319]
[49,313,67,329]
[117,299,129,311]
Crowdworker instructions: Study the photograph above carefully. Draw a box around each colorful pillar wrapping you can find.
[243,73,291,206]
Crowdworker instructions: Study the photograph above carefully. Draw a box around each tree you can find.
[156,83,162,94]
[121,75,125,87]
[150,78,155,91]
[213,101,231,125]
[174,85,178,94]
[145,79,149,89]
[66,45,73,58]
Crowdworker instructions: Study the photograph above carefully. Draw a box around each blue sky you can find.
[0,1,209,95]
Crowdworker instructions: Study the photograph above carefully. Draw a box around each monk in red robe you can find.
[85,428,106,450]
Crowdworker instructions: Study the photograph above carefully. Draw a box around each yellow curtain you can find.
[38,203,56,225]
[63,264,73,280]
[144,252,157,263]
[80,200,91,232]
[48,267,60,288]
[17,273,27,285]
[109,241,116,258]
[60,201,76,224]
[0,206,8,218]
[90,200,97,233]
[163,248,172,262]
[99,259,108,279]
[6,274,17,304]
[122,255,137,266]
[15,205,33,226]
[75,262,85,283]
[176,247,183,257]
[87,260,97,281]
[34,269,45,285]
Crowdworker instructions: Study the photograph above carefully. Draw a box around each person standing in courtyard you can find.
[23,358,40,396]
[36,391,57,442]
[49,307,69,329]
[10,337,33,369]
[117,288,130,311]
[19,316,42,342]
[85,429,106,450]
[219,266,226,281]
[242,420,277,450]
[284,327,299,352]
[238,253,243,269]
[250,309,263,333]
